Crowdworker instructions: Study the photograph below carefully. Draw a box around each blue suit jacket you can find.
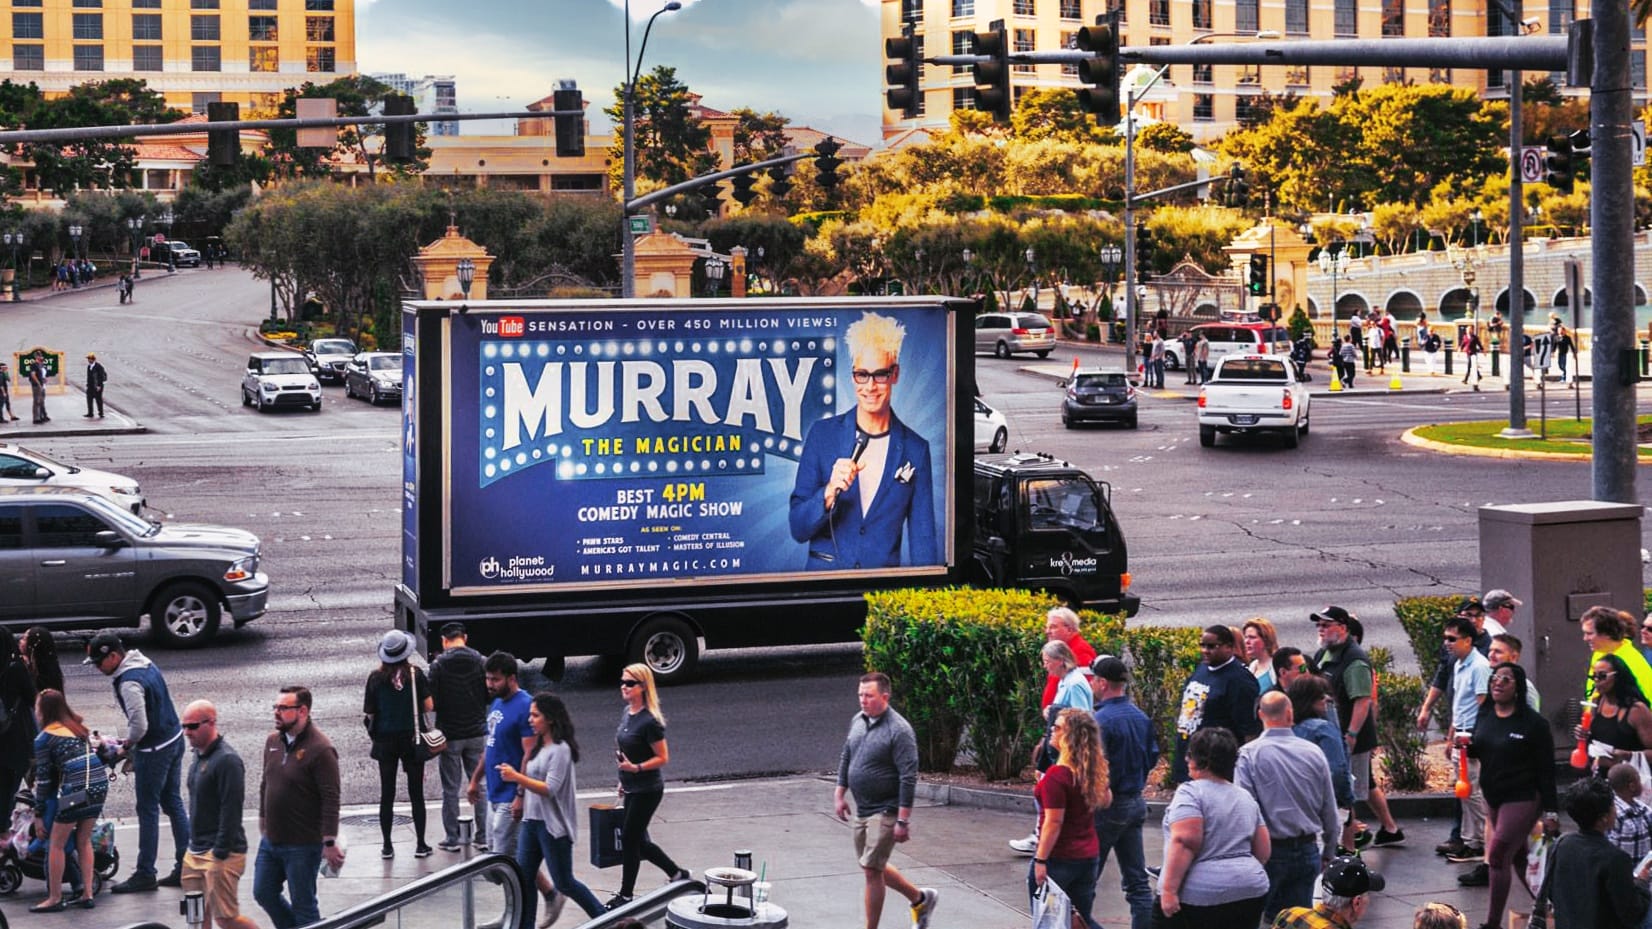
[787,410,937,570]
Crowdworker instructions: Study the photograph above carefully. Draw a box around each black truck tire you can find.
[628,615,698,685]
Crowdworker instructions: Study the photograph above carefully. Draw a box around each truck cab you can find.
[971,452,1138,616]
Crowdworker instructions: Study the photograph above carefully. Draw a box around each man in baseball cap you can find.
[1482,589,1521,637]
[1089,654,1157,929]
[1271,855,1384,927]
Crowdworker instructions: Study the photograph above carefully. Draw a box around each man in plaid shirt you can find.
[1607,762,1652,860]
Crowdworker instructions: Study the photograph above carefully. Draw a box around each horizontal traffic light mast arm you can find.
[1133,174,1232,208]
[0,110,575,145]
[1122,35,1567,71]
[625,150,812,213]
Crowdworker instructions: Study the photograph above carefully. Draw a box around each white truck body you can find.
[1196,354,1310,448]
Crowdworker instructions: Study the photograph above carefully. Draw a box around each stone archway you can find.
[1334,293,1370,319]
[1440,287,1473,317]
[1494,288,1538,314]
[1384,290,1424,320]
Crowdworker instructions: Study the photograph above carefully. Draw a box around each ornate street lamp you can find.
[128,217,144,279]
[159,209,176,271]
[3,231,24,301]
[1318,241,1352,335]
[704,256,725,297]
[1469,208,1483,248]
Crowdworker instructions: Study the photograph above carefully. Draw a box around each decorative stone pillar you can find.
[412,225,493,301]
[730,246,747,298]
[632,232,700,298]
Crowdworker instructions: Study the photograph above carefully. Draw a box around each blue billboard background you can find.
[401,312,418,595]
[444,304,952,592]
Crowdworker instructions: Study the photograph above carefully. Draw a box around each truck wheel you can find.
[151,580,222,648]
[1126,414,1138,429]
[1035,350,1050,358]
[995,341,1010,359]
[1284,426,1300,449]
[241,387,251,407]
[1199,425,1216,447]
[1298,412,1310,436]
[629,616,698,684]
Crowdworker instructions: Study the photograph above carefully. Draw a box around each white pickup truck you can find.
[1197,354,1311,448]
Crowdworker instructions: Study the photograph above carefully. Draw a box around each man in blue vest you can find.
[86,631,191,892]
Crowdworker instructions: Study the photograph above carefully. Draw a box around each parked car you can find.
[242,352,322,412]
[973,397,1008,453]
[1197,353,1311,448]
[343,352,404,405]
[0,442,145,513]
[0,486,267,646]
[303,338,359,383]
[160,241,201,267]
[1163,322,1293,370]
[975,312,1056,359]
[1061,368,1138,429]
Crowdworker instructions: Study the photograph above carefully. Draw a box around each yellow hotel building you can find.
[2,0,355,115]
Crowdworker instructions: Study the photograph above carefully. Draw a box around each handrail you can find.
[574,877,705,928]
[309,852,525,929]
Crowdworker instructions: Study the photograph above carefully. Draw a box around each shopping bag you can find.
[588,803,625,869]
[1030,879,1073,929]
[1525,832,1553,898]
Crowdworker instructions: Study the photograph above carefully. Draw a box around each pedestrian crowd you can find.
[49,259,96,291]
[0,621,690,929]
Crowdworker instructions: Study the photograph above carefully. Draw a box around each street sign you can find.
[1519,146,1545,184]
[1634,123,1646,167]
[627,215,653,235]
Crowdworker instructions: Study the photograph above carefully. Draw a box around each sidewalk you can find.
[0,385,144,439]
[77,775,1494,929]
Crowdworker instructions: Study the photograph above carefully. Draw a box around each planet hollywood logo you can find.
[478,554,557,582]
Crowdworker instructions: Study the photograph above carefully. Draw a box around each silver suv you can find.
[975,312,1056,359]
[242,352,322,412]
[0,486,268,646]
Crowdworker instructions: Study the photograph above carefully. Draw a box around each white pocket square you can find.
[895,462,915,483]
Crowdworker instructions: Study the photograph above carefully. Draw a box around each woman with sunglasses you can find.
[498,692,605,927]
[609,665,688,910]
[1576,653,1652,780]
[1030,708,1111,929]
[1467,662,1558,929]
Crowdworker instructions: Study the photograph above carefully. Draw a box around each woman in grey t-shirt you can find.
[1155,727,1271,926]
[498,692,607,924]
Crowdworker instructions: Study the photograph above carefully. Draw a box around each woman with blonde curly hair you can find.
[1030,708,1112,929]
[1243,618,1280,692]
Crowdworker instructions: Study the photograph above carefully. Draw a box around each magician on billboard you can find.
[787,311,937,569]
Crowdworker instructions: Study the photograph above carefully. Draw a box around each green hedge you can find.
[1394,596,1459,687]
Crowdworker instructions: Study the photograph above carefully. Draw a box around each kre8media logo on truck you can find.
[480,316,526,338]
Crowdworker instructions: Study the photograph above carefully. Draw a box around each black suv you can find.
[0,486,268,646]
[971,452,1138,615]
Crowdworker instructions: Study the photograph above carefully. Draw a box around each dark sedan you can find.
[1061,368,1138,429]
[343,352,404,405]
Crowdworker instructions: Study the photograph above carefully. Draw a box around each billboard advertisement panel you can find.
[401,311,419,595]
[442,303,953,593]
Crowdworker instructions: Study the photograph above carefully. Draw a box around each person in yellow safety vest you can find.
[1581,606,1652,703]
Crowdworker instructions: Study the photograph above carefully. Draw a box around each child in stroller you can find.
[0,792,119,897]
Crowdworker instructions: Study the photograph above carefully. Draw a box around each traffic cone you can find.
[1071,356,1080,378]
[1389,371,1403,391]
[1328,367,1343,392]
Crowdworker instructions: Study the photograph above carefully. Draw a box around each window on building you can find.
[192,45,219,70]
[1237,64,1261,85]
[249,0,275,7]
[248,15,276,39]
[13,43,41,69]
[1193,62,1212,83]
[952,86,976,111]
[1234,94,1259,123]
[72,13,102,39]
[190,0,218,7]
[1235,0,1258,33]
[1334,0,1356,35]
[131,13,161,39]
[12,12,42,38]
[132,44,161,70]
[551,174,603,192]
[901,0,921,23]
[1633,48,1647,90]
[12,0,41,7]
[249,46,277,71]
[1013,28,1034,73]
[191,92,219,114]
[1429,67,1451,83]
[1428,0,1449,36]
[1336,65,1359,87]
[952,0,973,15]
[1285,0,1307,35]
[1014,0,1034,15]
[1060,0,1080,18]
[190,15,218,39]
[1286,65,1309,85]
[306,46,334,71]
[1150,0,1169,26]
[306,16,333,41]
[1382,0,1404,36]
[951,30,974,73]
[131,0,160,7]
[1382,65,1404,83]
[72,44,102,69]
[1061,30,1078,77]
[304,0,333,9]
[1192,0,1211,30]
[1193,94,1213,121]
[71,0,100,6]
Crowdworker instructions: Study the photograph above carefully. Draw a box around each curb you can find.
[915,775,1459,820]
[1398,426,1641,463]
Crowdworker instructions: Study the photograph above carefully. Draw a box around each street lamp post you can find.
[620,0,684,299]
[1024,246,1036,310]
[456,258,475,305]
[1469,208,1483,248]
[1318,241,1351,336]
[67,224,83,288]
[160,209,175,271]
[127,217,144,279]
[704,256,725,297]
[1098,244,1121,337]
[3,231,23,302]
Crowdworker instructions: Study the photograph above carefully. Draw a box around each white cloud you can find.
[605,0,707,21]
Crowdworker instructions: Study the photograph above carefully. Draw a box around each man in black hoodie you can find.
[429,622,489,852]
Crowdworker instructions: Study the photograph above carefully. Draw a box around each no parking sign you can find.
[1519,146,1546,184]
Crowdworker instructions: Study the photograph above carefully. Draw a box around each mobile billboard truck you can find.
[395,297,1136,683]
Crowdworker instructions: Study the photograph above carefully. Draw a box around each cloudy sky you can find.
[357,0,885,145]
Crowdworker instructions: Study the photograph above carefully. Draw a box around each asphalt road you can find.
[6,271,1648,815]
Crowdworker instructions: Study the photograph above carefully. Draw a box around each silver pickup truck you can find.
[0,486,268,647]
[1197,354,1311,448]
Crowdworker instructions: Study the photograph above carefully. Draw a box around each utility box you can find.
[1480,501,1645,757]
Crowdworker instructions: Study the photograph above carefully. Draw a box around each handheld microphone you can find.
[851,429,870,464]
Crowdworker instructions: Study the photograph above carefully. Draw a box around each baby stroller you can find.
[0,790,119,896]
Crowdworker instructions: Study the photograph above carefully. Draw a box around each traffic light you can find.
[768,166,792,200]
[700,182,724,217]
[1248,254,1268,296]
[885,22,922,119]
[1544,134,1574,193]
[383,93,416,163]
[1222,165,1248,207]
[814,138,843,192]
[1135,224,1153,284]
[552,82,584,158]
[207,101,239,167]
[1075,12,1120,124]
[730,170,758,207]
[972,22,1012,123]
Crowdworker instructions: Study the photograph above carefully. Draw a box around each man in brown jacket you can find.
[255,686,342,929]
